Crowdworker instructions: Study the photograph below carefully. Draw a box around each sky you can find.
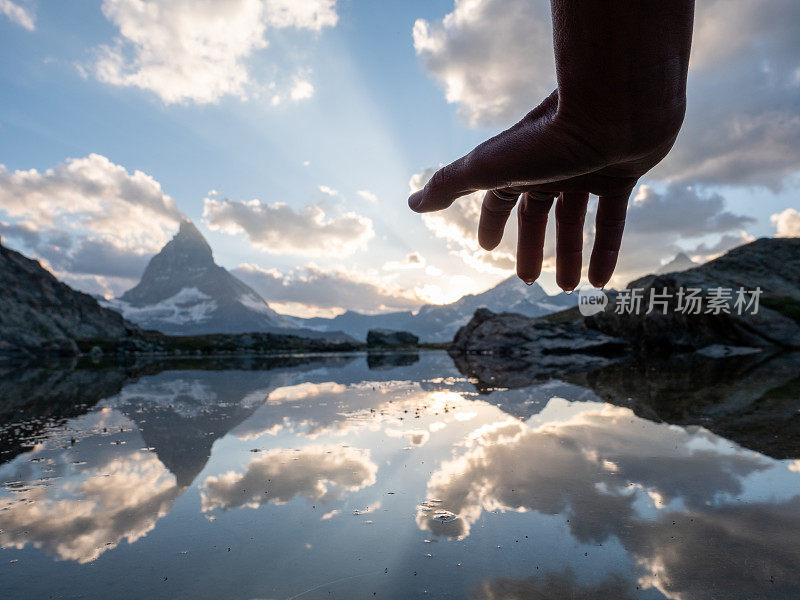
[0,0,798,318]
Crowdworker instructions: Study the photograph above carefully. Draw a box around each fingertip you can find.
[587,267,611,289]
[478,231,501,251]
[408,190,424,212]
[588,250,618,289]
[555,265,581,294]
[517,267,541,287]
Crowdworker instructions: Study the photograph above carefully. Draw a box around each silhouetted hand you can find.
[409,1,695,290]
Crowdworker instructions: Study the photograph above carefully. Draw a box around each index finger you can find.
[408,91,602,213]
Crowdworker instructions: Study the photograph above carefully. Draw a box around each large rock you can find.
[449,308,628,385]
[366,329,419,347]
[586,238,800,351]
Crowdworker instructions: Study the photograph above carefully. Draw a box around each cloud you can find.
[0,154,181,246]
[356,190,377,203]
[470,571,636,600]
[203,192,374,256]
[383,252,426,271]
[414,0,800,187]
[413,0,554,128]
[200,445,377,511]
[93,0,337,104]
[0,154,181,290]
[610,185,755,282]
[317,185,338,196]
[772,208,800,237]
[31,237,150,281]
[0,0,34,30]
[687,230,755,261]
[625,185,754,237]
[289,76,315,100]
[233,262,422,313]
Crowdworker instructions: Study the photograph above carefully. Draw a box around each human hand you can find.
[409,0,695,290]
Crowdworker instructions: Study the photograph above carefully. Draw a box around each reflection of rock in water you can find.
[448,309,627,391]
[450,349,800,459]
[120,389,255,489]
[366,351,420,370]
[451,352,612,392]
[0,363,129,463]
[575,351,800,459]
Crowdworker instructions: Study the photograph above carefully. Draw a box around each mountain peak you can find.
[657,252,697,274]
[169,219,214,261]
[177,218,205,240]
[120,220,215,306]
[114,219,297,333]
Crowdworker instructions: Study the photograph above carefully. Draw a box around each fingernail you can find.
[408,191,423,211]
[525,280,534,286]
[564,289,574,295]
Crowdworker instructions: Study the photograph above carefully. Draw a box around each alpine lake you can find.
[2,350,800,599]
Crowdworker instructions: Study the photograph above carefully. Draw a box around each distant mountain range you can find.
[290,276,577,341]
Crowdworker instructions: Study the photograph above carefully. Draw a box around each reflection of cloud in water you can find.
[417,403,769,541]
[629,499,800,599]
[232,383,476,443]
[420,400,800,596]
[267,382,347,404]
[201,446,377,512]
[0,452,179,563]
[385,428,430,447]
[470,570,635,600]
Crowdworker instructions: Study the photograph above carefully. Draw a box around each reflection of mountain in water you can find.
[108,357,357,487]
[0,356,355,478]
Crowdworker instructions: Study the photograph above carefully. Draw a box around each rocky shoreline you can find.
[449,238,800,367]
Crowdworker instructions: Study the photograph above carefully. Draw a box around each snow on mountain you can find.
[105,287,218,327]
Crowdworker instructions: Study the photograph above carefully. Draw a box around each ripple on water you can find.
[431,510,457,523]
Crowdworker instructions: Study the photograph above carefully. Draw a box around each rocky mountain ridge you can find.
[0,241,137,357]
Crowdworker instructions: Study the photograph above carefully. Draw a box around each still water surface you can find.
[2,352,799,599]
